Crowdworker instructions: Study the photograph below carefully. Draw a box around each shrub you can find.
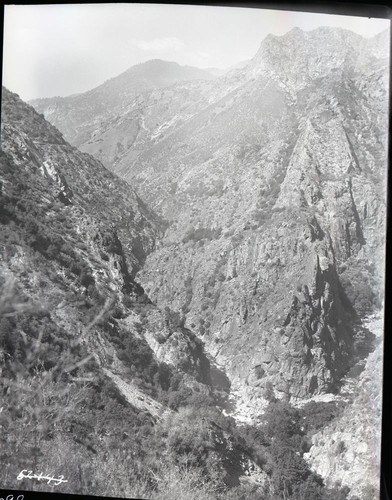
[80,269,95,288]
[339,261,378,316]
[254,365,265,380]
[336,440,346,454]
[263,381,276,403]
[182,226,222,244]
[262,401,302,441]
[301,401,343,433]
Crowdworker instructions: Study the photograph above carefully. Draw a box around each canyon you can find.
[1,25,389,500]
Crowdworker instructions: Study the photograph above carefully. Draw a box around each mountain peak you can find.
[249,25,371,88]
[29,58,215,146]
[285,26,304,37]
[125,58,182,71]
[101,58,214,89]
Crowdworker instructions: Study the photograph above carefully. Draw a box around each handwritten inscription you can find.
[17,469,68,486]
[0,496,24,500]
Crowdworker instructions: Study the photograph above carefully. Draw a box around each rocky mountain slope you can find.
[5,85,356,500]
[5,85,342,500]
[0,88,233,490]
[30,26,388,411]
[305,315,384,498]
[20,25,389,499]
[30,60,216,148]
[110,27,387,408]
[2,83,230,414]
[1,83,362,500]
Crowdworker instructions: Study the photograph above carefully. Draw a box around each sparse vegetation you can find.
[182,225,222,244]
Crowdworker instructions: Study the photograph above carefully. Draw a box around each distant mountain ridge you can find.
[30,59,216,147]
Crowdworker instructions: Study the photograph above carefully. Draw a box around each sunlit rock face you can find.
[135,27,388,406]
[30,28,389,407]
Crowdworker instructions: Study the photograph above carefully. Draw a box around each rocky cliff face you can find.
[30,28,388,412]
[304,315,384,498]
[135,28,388,409]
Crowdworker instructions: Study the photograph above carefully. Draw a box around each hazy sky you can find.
[2,3,390,101]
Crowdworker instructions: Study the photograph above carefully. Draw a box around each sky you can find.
[2,3,390,101]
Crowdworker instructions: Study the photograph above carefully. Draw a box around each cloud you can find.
[128,37,211,67]
[131,37,185,52]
